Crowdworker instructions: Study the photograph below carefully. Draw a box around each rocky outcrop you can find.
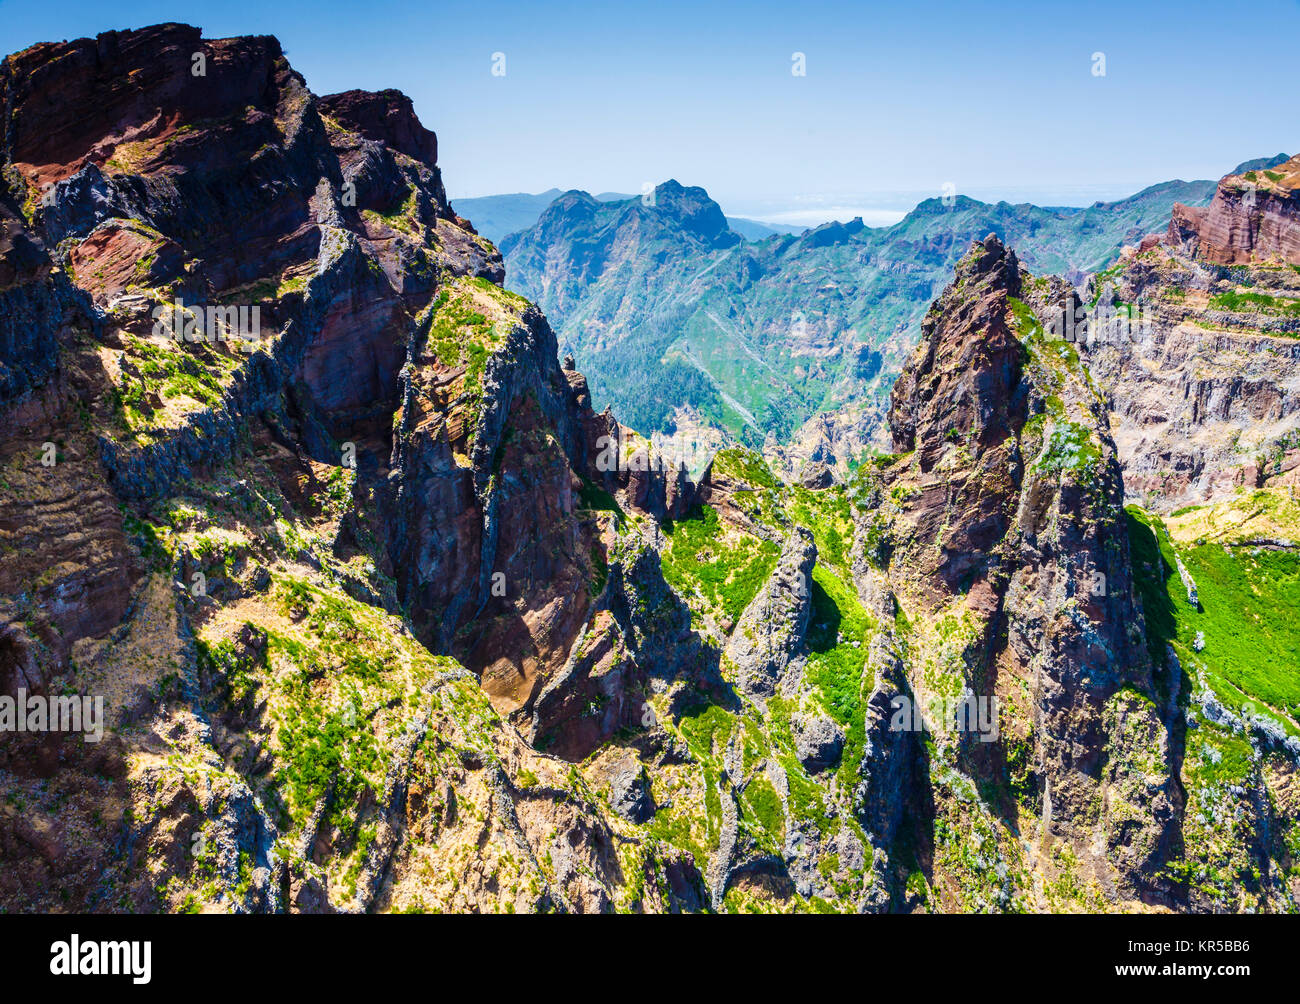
[317,89,439,171]
[723,528,815,700]
[792,711,844,772]
[870,235,1176,905]
[1081,159,1300,511]
[1168,155,1300,266]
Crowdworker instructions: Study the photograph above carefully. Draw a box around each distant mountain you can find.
[1229,153,1292,175]
[592,191,805,239]
[448,188,567,244]
[726,216,807,240]
[454,188,807,245]
[500,157,1290,461]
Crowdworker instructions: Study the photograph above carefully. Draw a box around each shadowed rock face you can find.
[870,235,1179,903]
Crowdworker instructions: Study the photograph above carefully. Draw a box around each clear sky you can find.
[2,0,1296,218]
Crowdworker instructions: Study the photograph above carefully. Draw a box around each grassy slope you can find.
[643,449,881,911]
[1127,493,1300,733]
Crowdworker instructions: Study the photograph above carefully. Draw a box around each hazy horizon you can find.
[449,169,1281,232]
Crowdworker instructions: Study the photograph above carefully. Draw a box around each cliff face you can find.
[0,23,701,914]
[1167,155,1300,266]
[869,236,1180,906]
[1081,156,1300,512]
[876,236,1299,914]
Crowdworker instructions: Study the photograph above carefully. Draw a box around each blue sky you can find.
[2,0,1296,222]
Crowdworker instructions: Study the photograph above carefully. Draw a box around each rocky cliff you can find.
[868,236,1180,906]
[1081,155,1300,512]
[1168,156,1300,266]
[0,23,701,913]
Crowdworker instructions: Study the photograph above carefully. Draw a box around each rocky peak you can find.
[642,180,737,248]
[0,21,725,915]
[1080,154,1300,511]
[867,236,1173,899]
[317,88,438,167]
[887,233,1024,472]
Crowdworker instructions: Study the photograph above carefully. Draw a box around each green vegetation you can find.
[804,566,873,722]
[1033,420,1100,476]
[660,505,780,624]
[711,447,778,489]
[1210,290,1300,316]
[1127,503,1300,733]
[361,186,422,236]
[1007,295,1043,341]
[741,776,784,847]
[423,280,510,408]
[679,704,737,756]
[111,334,239,441]
[275,687,379,825]
[787,485,853,577]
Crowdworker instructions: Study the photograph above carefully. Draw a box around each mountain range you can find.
[1,23,1297,916]
[452,188,805,245]
[499,157,1288,474]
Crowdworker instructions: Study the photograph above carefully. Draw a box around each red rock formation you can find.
[1,24,284,188]
[1082,157,1300,511]
[1167,154,1300,265]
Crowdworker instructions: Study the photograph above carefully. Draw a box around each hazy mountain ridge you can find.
[453,187,805,245]
[500,157,1289,471]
